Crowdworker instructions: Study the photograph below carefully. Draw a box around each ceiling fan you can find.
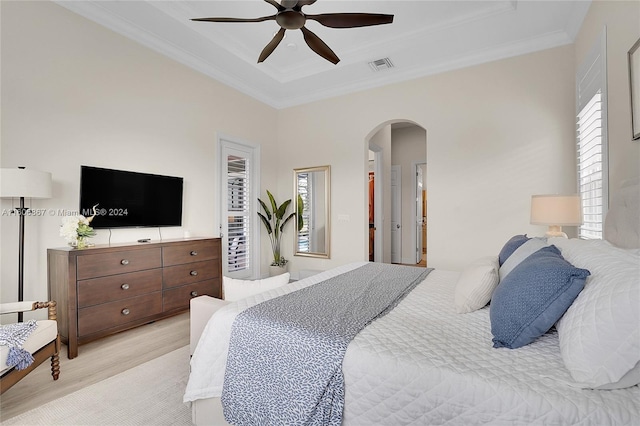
[191,0,394,64]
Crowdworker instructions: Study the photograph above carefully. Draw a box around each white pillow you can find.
[498,237,547,281]
[454,256,500,313]
[551,237,640,389]
[223,273,290,302]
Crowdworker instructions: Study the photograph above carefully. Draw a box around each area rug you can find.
[4,346,192,426]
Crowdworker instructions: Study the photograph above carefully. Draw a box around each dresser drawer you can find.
[163,280,220,312]
[77,248,162,280]
[77,269,162,308]
[162,240,219,267]
[78,292,162,336]
[163,260,218,289]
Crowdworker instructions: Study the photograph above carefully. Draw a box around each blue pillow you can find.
[498,237,548,281]
[490,245,590,349]
[498,234,530,266]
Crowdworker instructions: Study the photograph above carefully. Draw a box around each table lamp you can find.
[530,194,582,238]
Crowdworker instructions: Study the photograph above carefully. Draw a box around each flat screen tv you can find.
[79,165,183,229]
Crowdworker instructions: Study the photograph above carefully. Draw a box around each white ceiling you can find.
[54,0,591,109]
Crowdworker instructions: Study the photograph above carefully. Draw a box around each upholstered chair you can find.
[0,301,60,394]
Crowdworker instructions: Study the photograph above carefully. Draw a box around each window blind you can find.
[227,155,251,271]
[576,29,608,240]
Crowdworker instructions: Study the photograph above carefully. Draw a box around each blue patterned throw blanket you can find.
[222,263,432,426]
[0,320,38,370]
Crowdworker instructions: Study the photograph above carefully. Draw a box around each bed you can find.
[184,178,640,425]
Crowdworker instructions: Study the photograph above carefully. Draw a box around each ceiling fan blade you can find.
[300,26,340,64]
[191,15,276,24]
[280,0,298,8]
[306,13,394,28]
[258,28,286,63]
[293,0,317,10]
[263,0,284,11]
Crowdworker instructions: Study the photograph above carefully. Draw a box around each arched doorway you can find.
[366,121,427,266]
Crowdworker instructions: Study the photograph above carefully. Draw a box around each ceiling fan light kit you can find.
[191,0,394,64]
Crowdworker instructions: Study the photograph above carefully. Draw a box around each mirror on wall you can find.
[294,165,330,259]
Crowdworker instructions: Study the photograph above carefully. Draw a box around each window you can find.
[576,29,608,240]
[219,137,260,279]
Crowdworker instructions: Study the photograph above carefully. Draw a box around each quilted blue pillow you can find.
[498,234,530,266]
[490,245,590,349]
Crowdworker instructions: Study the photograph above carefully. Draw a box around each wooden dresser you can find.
[48,237,222,358]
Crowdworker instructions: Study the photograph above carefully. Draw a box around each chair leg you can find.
[50,353,60,380]
[51,335,61,380]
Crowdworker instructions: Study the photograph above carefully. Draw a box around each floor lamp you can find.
[0,167,52,322]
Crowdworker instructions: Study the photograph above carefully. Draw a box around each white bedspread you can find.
[184,263,640,425]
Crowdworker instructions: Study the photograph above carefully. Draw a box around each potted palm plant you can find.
[258,190,302,275]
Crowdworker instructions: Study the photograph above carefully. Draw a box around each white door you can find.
[415,164,424,263]
[219,136,260,279]
[391,165,401,263]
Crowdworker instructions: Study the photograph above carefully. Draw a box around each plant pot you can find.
[70,236,91,249]
[269,264,289,277]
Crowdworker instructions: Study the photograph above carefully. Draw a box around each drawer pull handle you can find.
[190,250,198,256]
[121,308,130,316]
[121,283,130,290]
[190,291,198,297]
[190,270,198,276]
[121,259,129,265]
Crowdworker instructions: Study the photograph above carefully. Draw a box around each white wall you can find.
[278,45,577,271]
[0,1,279,308]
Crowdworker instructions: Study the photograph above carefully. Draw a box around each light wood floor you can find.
[0,312,190,422]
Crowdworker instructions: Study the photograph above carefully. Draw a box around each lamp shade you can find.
[530,194,582,226]
[1,168,52,199]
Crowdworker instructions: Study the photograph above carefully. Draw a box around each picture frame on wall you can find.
[629,37,640,140]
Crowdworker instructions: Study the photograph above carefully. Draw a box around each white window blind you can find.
[226,155,251,272]
[576,29,608,240]
[219,137,260,279]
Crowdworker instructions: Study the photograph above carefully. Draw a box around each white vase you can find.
[70,236,89,249]
[269,264,288,277]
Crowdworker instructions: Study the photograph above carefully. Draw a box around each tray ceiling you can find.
[54,0,591,109]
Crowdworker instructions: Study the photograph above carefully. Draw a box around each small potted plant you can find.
[258,190,301,276]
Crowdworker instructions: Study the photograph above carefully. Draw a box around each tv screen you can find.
[80,166,183,229]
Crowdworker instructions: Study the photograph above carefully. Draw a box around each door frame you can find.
[390,165,401,264]
[413,162,426,265]
[369,143,383,262]
[217,133,261,279]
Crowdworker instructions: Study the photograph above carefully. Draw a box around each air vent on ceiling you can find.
[368,57,394,72]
